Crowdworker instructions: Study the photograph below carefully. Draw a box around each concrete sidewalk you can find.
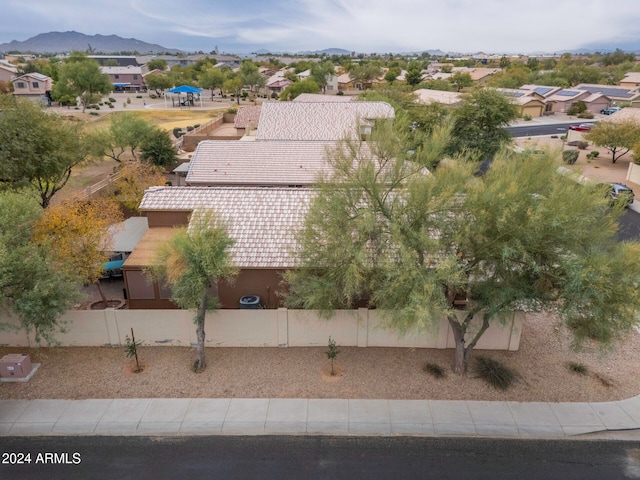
[1,397,639,439]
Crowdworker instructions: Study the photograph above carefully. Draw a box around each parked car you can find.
[600,107,621,115]
[599,182,635,208]
[569,123,594,132]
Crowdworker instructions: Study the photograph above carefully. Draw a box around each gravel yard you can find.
[1,314,638,403]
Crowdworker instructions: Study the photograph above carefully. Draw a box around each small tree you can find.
[124,328,143,373]
[140,128,178,168]
[326,336,340,376]
[151,211,237,372]
[585,119,640,163]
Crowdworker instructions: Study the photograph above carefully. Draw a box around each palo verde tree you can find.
[145,73,174,97]
[0,190,82,344]
[198,67,226,99]
[285,121,640,374]
[585,119,640,163]
[151,211,237,372]
[51,52,111,112]
[87,113,154,163]
[0,95,89,208]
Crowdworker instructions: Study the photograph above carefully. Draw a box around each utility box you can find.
[0,354,33,379]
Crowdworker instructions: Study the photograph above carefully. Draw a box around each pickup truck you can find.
[600,107,621,115]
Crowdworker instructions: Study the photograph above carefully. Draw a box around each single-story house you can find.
[619,72,640,90]
[185,140,346,187]
[574,84,640,104]
[123,186,314,309]
[234,105,262,136]
[414,89,462,105]
[495,88,547,117]
[255,101,395,141]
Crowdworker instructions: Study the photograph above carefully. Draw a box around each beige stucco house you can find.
[11,73,53,102]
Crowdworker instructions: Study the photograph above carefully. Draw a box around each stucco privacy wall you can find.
[0,309,522,350]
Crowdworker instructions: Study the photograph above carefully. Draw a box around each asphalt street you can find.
[2,436,639,480]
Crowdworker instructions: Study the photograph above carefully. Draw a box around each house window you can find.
[114,74,119,79]
[133,74,138,80]
[16,82,26,89]
[32,82,39,88]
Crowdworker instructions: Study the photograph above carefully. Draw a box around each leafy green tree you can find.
[140,128,178,168]
[425,79,453,91]
[447,88,519,159]
[0,190,82,344]
[279,79,320,100]
[310,60,335,93]
[51,52,111,112]
[145,73,173,96]
[499,56,511,68]
[147,59,168,71]
[223,75,243,105]
[404,61,423,86]
[285,127,640,374]
[88,113,153,162]
[0,96,89,208]
[450,72,473,92]
[198,67,226,98]
[239,60,265,98]
[152,211,237,372]
[585,120,640,163]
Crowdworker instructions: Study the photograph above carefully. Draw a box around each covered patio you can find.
[165,85,203,108]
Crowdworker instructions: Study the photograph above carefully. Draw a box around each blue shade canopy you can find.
[103,259,125,270]
[167,85,202,93]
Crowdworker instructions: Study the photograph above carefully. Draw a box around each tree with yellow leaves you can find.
[33,196,123,304]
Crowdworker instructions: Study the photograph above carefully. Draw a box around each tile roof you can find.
[185,140,339,186]
[293,93,354,103]
[255,101,395,141]
[414,89,462,105]
[138,186,314,268]
[234,105,261,129]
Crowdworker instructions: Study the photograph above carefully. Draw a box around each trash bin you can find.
[239,295,261,309]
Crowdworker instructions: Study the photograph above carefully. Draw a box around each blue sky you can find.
[2,0,640,54]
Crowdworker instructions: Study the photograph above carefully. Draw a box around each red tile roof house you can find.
[0,61,18,83]
[11,73,53,103]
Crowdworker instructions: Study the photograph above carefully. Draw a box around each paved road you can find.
[618,208,640,241]
[506,123,589,137]
[2,436,639,479]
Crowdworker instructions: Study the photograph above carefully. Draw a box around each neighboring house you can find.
[619,72,640,89]
[414,89,462,105]
[0,61,18,83]
[495,88,547,117]
[123,186,313,309]
[255,101,395,141]
[451,67,502,84]
[544,88,597,113]
[337,72,360,92]
[574,84,640,104]
[233,105,262,136]
[101,65,145,91]
[185,140,341,186]
[266,77,293,95]
[11,73,53,103]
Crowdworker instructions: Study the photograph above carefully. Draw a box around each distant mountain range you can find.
[0,31,182,54]
[1,31,639,57]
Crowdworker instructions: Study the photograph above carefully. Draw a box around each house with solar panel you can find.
[11,72,53,104]
[573,84,640,106]
[494,88,547,117]
[519,84,611,114]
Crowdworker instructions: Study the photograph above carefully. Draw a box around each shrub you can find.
[149,94,157,99]
[568,361,588,375]
[577,112,594,119]
[576,141,588,150]
[193,124,200,129]
[109,104,114,108]
[423,362,446,379]
[89,111,99,116]
[326,336,340,376]
[136,95,142,99]
[523,114,532,121]
[567,100,587,116]
[172,127,183,139]
[587,151,599,160]
[473,356,516,390]
[186,126,194,132]
[562,150,579,165]
[108,97,116,103]
[126,97,131,104]
[227,107,237,114]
